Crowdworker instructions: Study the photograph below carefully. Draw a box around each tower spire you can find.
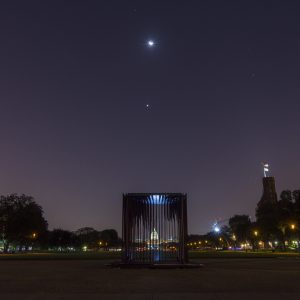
[259,162,277,205]
[262,162,270,177]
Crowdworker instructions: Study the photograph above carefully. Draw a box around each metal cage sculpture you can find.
[122,193,188,265]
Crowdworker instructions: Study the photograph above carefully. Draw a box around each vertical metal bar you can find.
[163,196,165,262]
[149,196,151,264]
[178,199,180,261]
[144,199,145,263]
[138,198,140,263]
[175,199,177,261]
[151,198,153,263]
[144,198,146,263]
[150,197,152,263]
[166,197,168,262]
[153,197,155,263]
[159,195,161,263]
[129,197,132,262]
[167,198,169,262]
[155,196,157,262]
[122,195,125,262]
[183,194,188,263]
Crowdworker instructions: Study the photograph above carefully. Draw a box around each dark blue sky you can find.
[1,0,300,234]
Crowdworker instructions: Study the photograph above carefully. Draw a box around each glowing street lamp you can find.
[254,231,258,237]
[214,226,220,233]
[291,224,296,230]
[213,222,221,233]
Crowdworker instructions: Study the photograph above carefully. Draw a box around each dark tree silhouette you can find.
[74,228,120,249]
[293,190,300,211]
[75,227,101,249]
[229,215,251,244]
[0,194,48,252]
[48,229,79,250]
[278,190,295,242]
[100,229,119,247]
[256,200,281,247]
[278,190,294,221]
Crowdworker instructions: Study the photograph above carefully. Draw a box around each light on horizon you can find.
[213,225,220,233]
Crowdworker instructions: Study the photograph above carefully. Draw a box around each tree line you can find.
[3,189,300,253]
[189,190,300,251]
[0,194,120,253]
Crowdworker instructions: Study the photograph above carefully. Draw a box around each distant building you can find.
[257,163,277,206]
[255,164,279,228]
[259,176,278,205]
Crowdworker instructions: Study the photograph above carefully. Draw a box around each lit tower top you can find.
[262,162,270,177]
[259,162,278,205]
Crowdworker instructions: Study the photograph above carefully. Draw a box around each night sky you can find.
[1,1,300,234]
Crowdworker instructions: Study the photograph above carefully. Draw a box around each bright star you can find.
[147,40,155,47]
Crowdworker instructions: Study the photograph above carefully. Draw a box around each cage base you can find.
[107,262,203,269]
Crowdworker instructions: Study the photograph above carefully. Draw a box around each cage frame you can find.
[122,193,188,265]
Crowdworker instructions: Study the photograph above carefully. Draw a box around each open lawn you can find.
[1,256,300,299]
[0,251,121,260]
[189,249,300,258]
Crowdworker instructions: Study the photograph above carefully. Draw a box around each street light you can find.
[254,231,258,237]
[213,225,220,233]
[291,224,295,230]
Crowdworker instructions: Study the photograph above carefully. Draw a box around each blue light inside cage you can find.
[148,194,167,205]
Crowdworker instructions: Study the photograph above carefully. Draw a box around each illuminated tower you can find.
[259,163,278,205]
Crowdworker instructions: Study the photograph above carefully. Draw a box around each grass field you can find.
[1,250,300,260]
[189,250,300,258]
[1,257,300,299]
[0,251,120,260]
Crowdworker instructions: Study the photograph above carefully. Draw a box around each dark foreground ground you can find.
[1,257,300,299]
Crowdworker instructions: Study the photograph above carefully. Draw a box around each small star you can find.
[146,104,150,109]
